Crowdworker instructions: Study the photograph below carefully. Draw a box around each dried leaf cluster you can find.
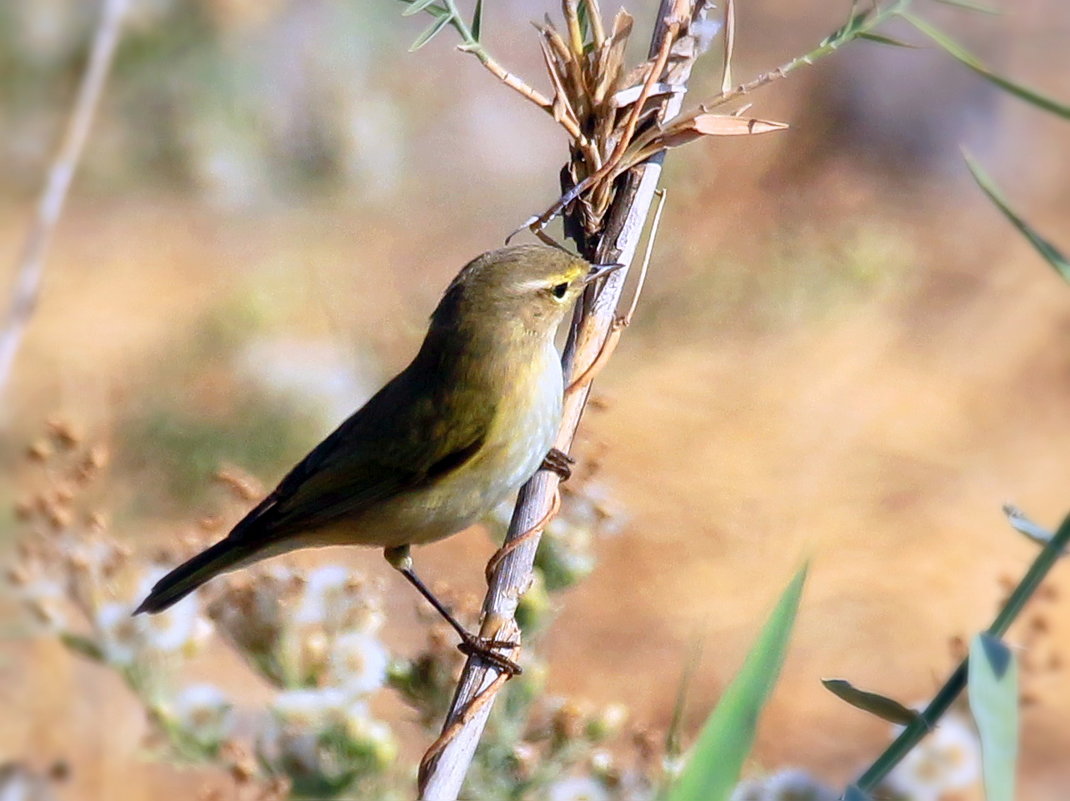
[522,0,787,244]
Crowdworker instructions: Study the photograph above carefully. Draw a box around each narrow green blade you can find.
[822,678,919,725]
[968,634,1018,801]
[930,0,1001,14]
[401,0,442,17]
[858,32,919,48]
[666,565,808,801]
[470,0,485,41]
[903,14,1070,119]
[964,152,1070,283]
[410,14,452,51]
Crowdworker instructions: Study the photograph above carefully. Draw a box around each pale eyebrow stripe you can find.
[516,278,553,291]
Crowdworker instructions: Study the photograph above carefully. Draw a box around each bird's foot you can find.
[540,447,574,481]
[456,632,522,676]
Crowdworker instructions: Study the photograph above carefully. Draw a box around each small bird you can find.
[135,244,618,671]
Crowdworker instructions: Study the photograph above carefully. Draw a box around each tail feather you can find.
[134,538,254,615]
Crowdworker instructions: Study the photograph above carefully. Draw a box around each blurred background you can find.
[2,0,1069,798]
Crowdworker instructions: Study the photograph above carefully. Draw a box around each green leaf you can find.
[666,640,704,760]
[401,0,442,17]
[410,14,453,51]
[963,152,1070,283]
[59,632,105,662]
[858,32,919,48]
[902,14,1070,119]
[968,634,1018,801]
[930,0,1001,14]
[577,0,592,43]
[822,678,920,725]
[470,0,484,41]
[821,7,874,48]
[666,565,807,801]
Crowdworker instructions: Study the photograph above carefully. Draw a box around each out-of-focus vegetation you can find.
[10,424,655,801]
[3,0,1070,799]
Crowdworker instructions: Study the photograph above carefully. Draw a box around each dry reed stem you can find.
[0,0,129,401]
[416,3,697,799]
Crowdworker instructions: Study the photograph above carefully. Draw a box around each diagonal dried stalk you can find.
[416,3,707,799]
[0,0,130,402]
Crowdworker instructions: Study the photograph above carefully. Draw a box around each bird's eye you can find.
[551,282,569,299]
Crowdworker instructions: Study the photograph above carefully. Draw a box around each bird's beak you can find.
[584,262,625,284]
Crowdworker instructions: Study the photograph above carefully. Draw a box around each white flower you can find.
[589,749,614,776]
[886,714,980,801]
[271,687,348,730]
[136,568,207,654]
[95,601,143,666]
[547,776,610,801]
[327,631,389,695]
[171,683,233,739]
[341,710,397,769]
[293,565,351,625]
[293,564,383,634]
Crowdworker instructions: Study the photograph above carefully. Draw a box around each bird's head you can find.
[433,244,621,339]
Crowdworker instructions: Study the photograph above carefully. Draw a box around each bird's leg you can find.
[540,447,574,481]
[383,545,522,675]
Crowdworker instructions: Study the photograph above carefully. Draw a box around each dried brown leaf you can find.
[539,19,589,116]
[537,36,581,131]
[612,82,682,109]
[585,0,606,46]
[659,112,788,147]
[592,10,634,104]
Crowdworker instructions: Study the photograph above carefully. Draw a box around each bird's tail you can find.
[134,538,255,615]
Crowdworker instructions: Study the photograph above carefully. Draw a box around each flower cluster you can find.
[12,425,677,801]
[9,427,396,796]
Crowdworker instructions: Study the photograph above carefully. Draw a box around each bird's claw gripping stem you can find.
[456,634,522,675]
[540,447,574,481]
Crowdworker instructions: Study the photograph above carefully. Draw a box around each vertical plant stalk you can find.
[0,0,129,401]
[417,2,698,799]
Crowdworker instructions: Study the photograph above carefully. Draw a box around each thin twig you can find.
[416,3,701,799]
[0,0,129,400]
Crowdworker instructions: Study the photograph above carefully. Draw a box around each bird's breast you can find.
[397,343,563,545]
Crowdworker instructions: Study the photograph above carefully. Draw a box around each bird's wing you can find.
[227,366,495,544]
